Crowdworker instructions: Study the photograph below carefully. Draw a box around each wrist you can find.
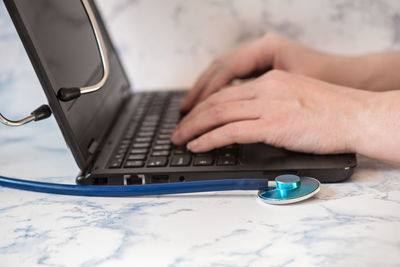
[350,90,400,163]
[317,55,364,88]
[320,54,389,91]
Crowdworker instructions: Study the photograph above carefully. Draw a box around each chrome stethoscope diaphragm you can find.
[258,174,320,204]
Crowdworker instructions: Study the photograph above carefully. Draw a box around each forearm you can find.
[351,90,400,163]
[320,51,400,92]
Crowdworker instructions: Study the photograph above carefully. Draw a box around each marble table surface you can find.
[1,0,400,266]
[1,147,400,266]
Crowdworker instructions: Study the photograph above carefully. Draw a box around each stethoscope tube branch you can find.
[0,105,52,126]
[0,0,107,125]
[57,0,110,102]
[0,176,269,197]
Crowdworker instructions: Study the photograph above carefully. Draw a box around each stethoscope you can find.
[0,0,321,204]
[0,174,320,204]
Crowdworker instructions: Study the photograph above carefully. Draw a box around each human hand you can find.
[172,70,372,155]
[180,34,336,112]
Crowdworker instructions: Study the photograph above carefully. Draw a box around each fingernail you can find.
[187,140,198,150]
[171,130,178,141]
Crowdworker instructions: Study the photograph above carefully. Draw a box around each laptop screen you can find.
[6,0,131,169]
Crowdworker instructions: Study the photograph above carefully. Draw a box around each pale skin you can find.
[171,34,400,164]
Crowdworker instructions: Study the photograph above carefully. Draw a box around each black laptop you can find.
[4,0,356,186]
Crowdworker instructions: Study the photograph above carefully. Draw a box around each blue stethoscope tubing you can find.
[0,176,269,197]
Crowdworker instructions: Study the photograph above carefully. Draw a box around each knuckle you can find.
[262,71,288,88]
[211,58,224,69]
[212,105,226,123]
[266,69,285,78]
[226,123,241,140]
[204,132,215,144]
[262,33,282,44]
[252,79,286,100]
[220,66,235,80]
[249,82,263,96]
[205,91,220,106]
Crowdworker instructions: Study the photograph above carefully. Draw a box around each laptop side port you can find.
[123,175,145,185]
[92,177,108,185]
[151,175,169,183]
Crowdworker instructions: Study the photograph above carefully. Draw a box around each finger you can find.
[183,36,276,111]
[171,99,262,145]
[185,44,257,109]
[180,62,220,112]
[195,67,236,104]
[195,46,263,104]
[177,83,257,127]
[186,120,266,152]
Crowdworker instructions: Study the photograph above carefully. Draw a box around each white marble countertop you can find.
[1,1,400,266]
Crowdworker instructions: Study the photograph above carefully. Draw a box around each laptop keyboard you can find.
[108,91,239,169]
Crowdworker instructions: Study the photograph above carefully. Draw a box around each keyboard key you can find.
[144,115,160,121]
[125,160,145,168]
[116,148,127,155]
[130,148,148,154]
[109,159,122,168]
[133,142,151,148]
[217,151,236,157]
[160,123,176,129]
[123,131,135,140]
[160,129,174,134]
[135,137,152,143]
[147,157,168,167]
[163,118,179,124]
[193,156,214,166]
[142,121,158,127]
[174,147,189,154]
[217,146,238,157]
[154,145,171,151]
[152,150,170,156]
[114,153,124,159]
[156,139,171,145]
[138,132,154,137]
[140,126,156,132]
[195,153,213,157]
[148,110,162,115]
[170,155,191,166]
[157,134,170,140]
[217,156,236,166]
[128,154,147,160]
[118,145,129,151]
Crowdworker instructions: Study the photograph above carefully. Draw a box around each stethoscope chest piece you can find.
[258,174,320,204]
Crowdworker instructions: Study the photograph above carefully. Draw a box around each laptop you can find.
[4,0,356,186]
